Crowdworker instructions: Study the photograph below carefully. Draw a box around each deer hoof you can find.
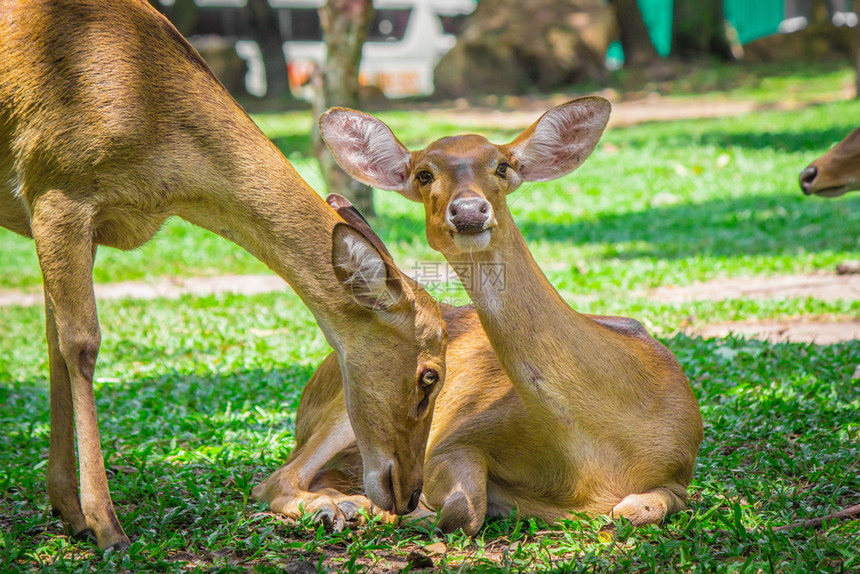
[336,500,361,522]
[109,537,131,552]
[314,507,345,533]
[340,501,371,528]
[72,528,97,545]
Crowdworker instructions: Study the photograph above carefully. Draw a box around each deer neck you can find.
[177,114,353,353]
[447,212,604,401]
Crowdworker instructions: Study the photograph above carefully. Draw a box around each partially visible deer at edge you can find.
[254,97,704,535]
[800,127,860,197]
[0,0,447,550]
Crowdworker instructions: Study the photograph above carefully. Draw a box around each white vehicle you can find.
[162,0,476,97]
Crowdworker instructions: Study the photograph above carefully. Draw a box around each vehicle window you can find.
[368,9,411,42]
[438,13,468,36]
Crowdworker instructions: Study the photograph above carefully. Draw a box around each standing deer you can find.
[800,128,860,197]
[254,98,703,534]
[0,0,446,550]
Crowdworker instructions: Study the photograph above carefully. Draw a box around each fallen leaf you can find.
[424,541,447,555]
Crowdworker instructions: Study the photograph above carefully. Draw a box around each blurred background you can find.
[146,0,860,216]
[148,0,858,101]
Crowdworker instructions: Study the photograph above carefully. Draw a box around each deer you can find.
[253,97,704,535]
[800,127,860,197]
[0,0,447,550]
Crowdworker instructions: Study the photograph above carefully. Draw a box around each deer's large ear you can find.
[332,222,404,310]
[507,96,611,182]
[319,108,420,202]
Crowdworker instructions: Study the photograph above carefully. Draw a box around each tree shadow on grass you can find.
[369,190,860,261]
[618,123,857,154]
[0,364,317,466]
[515,191,860,260]
[2,336,859,567]
[695,127,854,153]
[0,365,321,559]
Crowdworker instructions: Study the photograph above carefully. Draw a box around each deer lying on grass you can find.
[800,128,860,197]
[0,0,446,550]
[255,97,704,534]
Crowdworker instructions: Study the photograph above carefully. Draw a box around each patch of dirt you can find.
[417,90,852,131]
[689,317,860,344]
[1,271,856,343]
[644,272,860,303]
[0,274,285,307]
[427,95,759,130]
[646,272,859,343]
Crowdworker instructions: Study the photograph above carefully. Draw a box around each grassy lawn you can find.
[3,74,860,303]
[1,63,859,572]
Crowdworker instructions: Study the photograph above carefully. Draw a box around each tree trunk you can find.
[168,0,199,37]
[671,0,735,60]
[855,17,860,99]
[247,0,291,99]
[312,0,375,218]
[609,0,659,66]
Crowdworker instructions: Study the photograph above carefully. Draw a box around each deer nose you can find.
[406,487,422,514]
[800,165,818,195]
[446,197,493,233]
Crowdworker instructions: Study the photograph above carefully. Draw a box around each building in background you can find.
[157,0,475,97]
[608,0,857,66]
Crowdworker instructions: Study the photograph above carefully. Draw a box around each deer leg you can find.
[610,485,688,525]
[307,456,373,525]
[253,416,370,532]
[312,487,375,525]
[420,451,488,536]
[31,192,129,550]
[44,288,90,541]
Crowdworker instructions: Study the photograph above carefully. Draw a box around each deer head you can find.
[319,97,611,258]
[328,196,447,515]
[800,127,860,197]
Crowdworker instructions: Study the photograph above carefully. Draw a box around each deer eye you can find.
[420,369,439,387]
[416,171,434,185]
[495,163,510,178]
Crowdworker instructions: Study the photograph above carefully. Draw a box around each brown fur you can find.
[0,0,445,549]
[801,127,860,197]
[260,99,704,535]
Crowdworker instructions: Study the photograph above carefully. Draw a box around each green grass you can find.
[1,297,857,572]
[2,63,859,572]
[606,60,856,104]
[4,80,860,294]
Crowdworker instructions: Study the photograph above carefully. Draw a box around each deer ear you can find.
[319,108,421,202]
[332,223,404,310]
[507,96,610,182]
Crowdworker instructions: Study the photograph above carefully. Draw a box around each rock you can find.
[743,23,856,63]
[433,0,616,97]
[836,260,860,275]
